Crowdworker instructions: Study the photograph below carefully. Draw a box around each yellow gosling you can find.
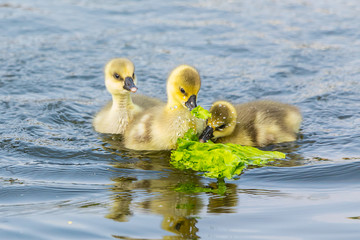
[93,58,163,134]
[124,65,202,150]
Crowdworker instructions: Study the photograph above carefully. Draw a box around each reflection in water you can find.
[101,134,302,239]
[106,177,136,223]
[103,135,204,238]
[103,135,239,239]
[106,174,242,239]
[206,182,238,214]
[107,169,205,239]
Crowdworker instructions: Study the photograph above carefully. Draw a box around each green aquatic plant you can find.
[170,107,286,180]
[191,105,212,120]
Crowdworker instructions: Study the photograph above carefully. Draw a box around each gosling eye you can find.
[114,73,120,79]
[217,124,226,130]
[132,73,135,79]
[180,88,186,94]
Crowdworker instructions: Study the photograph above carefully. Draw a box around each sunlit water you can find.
[1,0,360,239]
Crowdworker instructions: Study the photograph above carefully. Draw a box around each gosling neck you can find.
[166,98,184,111]
[111,92,134,111]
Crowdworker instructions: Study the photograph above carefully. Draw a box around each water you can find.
[1,0,360,239]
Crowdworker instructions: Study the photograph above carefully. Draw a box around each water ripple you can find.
[1,0,360,239]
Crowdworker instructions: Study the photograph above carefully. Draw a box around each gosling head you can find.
[104,58,138,95]
[199,101,237,143]
[166,65,201,111]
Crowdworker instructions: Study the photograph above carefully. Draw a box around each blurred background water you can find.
[1,0,360,239]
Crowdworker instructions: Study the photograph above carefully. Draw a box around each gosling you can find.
[199,100,302,147]
[124,65,202,150]
[93,58,163,134]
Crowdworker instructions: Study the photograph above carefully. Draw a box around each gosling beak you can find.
[199,125,214,143]
[123,77,138,93]
[185,95,197,111]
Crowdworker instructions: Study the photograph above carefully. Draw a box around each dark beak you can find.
[185,95,197,111]
[123,77,138,93]
[199,125,214,143]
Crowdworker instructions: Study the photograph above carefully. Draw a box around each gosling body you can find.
[93,94,164,134]
[201,100,302,147]
[124,65,202,150]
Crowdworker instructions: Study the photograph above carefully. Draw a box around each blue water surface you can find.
[1,0,360,239]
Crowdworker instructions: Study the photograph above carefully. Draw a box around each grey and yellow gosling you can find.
[199,100,302,147]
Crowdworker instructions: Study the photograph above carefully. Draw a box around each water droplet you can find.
[174,105,177,109]
[183,96,186,99]
[223,117,226,119]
